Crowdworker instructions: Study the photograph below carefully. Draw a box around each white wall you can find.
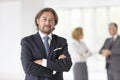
[21,0,44,37]
[0,1,23,80]
[0,0,44,80]
[44,0,120,8]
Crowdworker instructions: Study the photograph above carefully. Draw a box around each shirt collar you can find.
[112,34,118,40]
[39,31,52,40]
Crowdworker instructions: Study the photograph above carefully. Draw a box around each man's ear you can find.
[36,19,40,25]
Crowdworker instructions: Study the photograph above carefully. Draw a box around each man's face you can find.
[109,25,118,36]
[37,12,55,34]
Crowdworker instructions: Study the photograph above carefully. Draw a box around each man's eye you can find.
[49,19,54,22]
[43,19,46,21]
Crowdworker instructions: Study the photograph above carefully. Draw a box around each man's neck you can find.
[39,30,49,35]
[39,30,52,40]
[112,33,117,37]
[111,33,118,40]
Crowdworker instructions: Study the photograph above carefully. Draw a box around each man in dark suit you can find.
[99,23,120,80]
[21,8,72,80]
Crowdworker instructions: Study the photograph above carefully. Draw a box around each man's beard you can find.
[40,25,54,34]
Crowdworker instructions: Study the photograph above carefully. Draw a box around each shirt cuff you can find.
[42,59,56,75]
[42,59,47,67]
[53,71,56,75]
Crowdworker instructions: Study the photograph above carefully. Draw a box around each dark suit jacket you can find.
[21,32,72,80]
[99,35,120,71]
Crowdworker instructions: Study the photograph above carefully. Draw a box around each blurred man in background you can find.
[99,23,120,80]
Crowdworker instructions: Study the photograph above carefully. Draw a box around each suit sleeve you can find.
[47,39,72,72]
[21,38,52,77]
[99,39,108,54]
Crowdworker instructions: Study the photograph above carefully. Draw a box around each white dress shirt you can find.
[111,34,118,41]
[39,31,52,67]
[69,40,92,64]
[39,31,52,45]
[38,31,57,74]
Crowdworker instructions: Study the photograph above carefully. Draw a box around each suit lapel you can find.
[33,32,47,58]
[33,33,58,58]
[107,38,112,47]
[113,35,120,46]
[50,34,57,53]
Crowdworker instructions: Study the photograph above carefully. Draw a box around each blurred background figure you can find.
[70,27,92,80]
[99,23,120,80]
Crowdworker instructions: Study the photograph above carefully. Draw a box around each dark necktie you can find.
[43,36,50,57]
[43,36,50,80]
[109,37,115,50]
[107,37,115,63]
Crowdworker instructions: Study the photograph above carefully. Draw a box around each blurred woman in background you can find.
[70,27,92,80]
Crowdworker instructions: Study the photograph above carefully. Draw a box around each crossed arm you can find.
[21,38,72,77]
[34,54,66,65]
[99,39,111,57]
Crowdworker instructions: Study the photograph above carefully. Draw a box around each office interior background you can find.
[0,0,120,80]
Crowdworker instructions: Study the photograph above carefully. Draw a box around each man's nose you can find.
[45,20,50,25]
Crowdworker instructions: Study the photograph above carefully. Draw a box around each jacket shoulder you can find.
[105,38,110,41]
[21,33,37,43]
[53,34,67,41]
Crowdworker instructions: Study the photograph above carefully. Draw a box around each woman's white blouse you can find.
[69,40,92,63]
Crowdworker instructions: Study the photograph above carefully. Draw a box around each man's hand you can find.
[34,59,42,65]
[102,49,111,57]
[58,54,66,59]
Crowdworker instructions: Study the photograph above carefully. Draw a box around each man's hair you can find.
[109,22,118,29]
[35,8,58,30]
